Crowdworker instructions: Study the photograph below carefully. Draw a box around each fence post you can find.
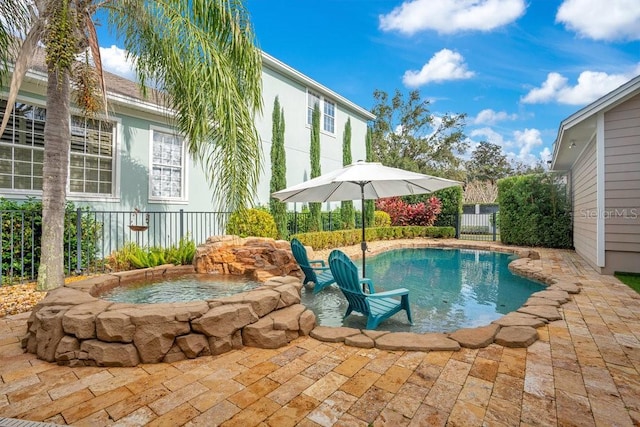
[492,212,497,241]
[293,211,298,235]
[455,212,461,239]
[179,209,184,241]
[76,207,82,273]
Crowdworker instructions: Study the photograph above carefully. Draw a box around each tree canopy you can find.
[466,141,512,183]
[370,89,468,181]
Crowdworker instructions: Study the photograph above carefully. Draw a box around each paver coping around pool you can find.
[21,238,581,366]
[306,239,579,351]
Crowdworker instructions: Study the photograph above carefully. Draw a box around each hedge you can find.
[291,226,455,250]
[497,173,572,248]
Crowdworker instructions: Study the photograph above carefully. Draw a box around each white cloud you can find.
[379,0,526,35]
[513,128,543,162]
[470,127,506,146]
[556,0,640,41]
[521,68,640,105]
[469,126,547,165]
[472,109,518,125]
[99,45,136,81]
[403,49,475,87]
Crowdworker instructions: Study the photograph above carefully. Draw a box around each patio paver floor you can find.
[1,242,639,426]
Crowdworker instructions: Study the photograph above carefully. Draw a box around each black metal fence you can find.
[1,208,499,284]
[1,209,233,285]
[458,212,500,241]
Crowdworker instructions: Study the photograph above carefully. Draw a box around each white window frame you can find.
[306,89,336,137]
[323,99,335,134]
[148,126,188,204]
[0,95,120,201]
[67,114,119,199]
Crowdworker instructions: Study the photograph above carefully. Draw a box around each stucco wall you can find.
[257,66,369,210]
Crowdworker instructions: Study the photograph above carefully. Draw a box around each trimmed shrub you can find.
[373,211,391,227]
[226,208,277,238]
[376,196,442,226]
[291,226,455,250]
[402,186,462,228]
[432,186,463,228]
[497,173,572,248]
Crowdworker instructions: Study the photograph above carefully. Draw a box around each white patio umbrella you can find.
[272,161,461,277]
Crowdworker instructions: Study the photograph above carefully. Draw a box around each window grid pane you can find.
[0,99,115,194]
[323,99,335,133]
[151,130,184,199]
[0,100,46,191]
[68,116,114,195]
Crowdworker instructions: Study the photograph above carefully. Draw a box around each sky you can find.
[95,0,640,166]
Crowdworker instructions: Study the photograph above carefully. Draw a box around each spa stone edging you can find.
[308,239,581,351]
[22,265,316,367]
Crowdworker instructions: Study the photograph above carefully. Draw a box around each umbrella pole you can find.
[360,185,367,279]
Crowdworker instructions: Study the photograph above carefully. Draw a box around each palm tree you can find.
[0,0,263,291]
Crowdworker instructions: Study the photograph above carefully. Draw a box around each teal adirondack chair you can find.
[328,249,413,330]
[290,238,336,294]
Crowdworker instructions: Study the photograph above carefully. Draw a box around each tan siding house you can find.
[551,75,640,274]
[571,138,598,266]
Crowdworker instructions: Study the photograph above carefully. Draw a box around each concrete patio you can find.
[1,243,639,426]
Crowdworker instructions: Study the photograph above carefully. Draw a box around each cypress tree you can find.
[269,97,288,238]
[341,118,355,229]
[309,103,322,231]
[364,126,375,227]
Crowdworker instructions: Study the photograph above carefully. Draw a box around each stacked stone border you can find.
[308,240,581,352]
[22,238,582,367]
[22,265,316,367]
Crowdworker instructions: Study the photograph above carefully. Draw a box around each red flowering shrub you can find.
[376,196,442,226]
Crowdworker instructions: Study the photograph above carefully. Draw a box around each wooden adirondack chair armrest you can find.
[309,259,326,267]
[359,278,375,293]
[367,288,410,298]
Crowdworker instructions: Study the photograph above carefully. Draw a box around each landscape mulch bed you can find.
[0,276,90,318]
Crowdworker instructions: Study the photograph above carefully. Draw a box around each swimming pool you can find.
[301,247,545,333]
[100,273,261,304]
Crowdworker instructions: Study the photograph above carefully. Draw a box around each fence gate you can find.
[459,204,500,242]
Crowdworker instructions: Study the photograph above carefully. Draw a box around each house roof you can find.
[551,74,640,170]
[24,48,176,116]
[22,47,375,121]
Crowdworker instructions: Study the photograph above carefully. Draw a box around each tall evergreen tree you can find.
[309,103,322,231]
[341,118,355,229]
[269,96,287,238]
[364,126,375,227]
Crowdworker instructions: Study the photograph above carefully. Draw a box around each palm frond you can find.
[84,13,108,117]
[107,0,263,212]
[0,0,31,83]
[0,22,44,136]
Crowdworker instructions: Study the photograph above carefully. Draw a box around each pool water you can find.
[301,248,545,333]
[100,274,261,304]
